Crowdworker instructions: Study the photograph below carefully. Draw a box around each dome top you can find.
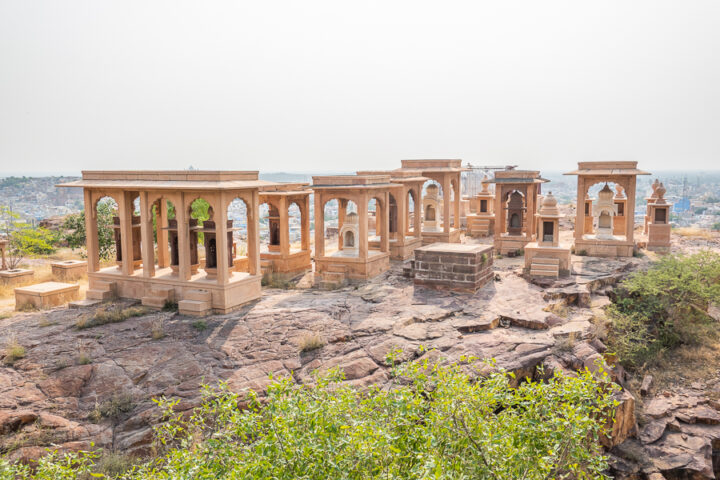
[480,174,491,193]
[598,183,614,201]
[655,182,667,203]
[345,211,359,224]
[614,184,625,198]
[538,192,560,217]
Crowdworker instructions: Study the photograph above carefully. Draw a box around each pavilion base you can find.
[466,214,494,237]
[261,250,312,276]
[573,237,635,258]
[421,228,461,245]
[494,234,533,255]
[88,267,262,314]
[647,224,671,252]
[314,251,390,288]
[369,236,422,261]
[524,243,571,278]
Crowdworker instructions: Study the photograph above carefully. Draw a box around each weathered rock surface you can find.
[0,259,655,471]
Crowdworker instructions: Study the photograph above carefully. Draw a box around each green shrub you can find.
[607,250,720,370]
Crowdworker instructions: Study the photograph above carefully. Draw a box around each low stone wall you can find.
[413,243,494,293]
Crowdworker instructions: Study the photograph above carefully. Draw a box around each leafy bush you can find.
[607,250,720,370]
[0,358,617,479]
[61,199,116,261]
[2,336,26,366]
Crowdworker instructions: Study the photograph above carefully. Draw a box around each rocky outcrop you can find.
[0,261,640,466]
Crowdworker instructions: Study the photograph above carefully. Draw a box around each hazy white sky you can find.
[1,0,719,174]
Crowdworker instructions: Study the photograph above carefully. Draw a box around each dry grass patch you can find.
[2,335,26,366]
[77,305,149,329]
[674,227,713,239]
[89,393,134,423]
[299,333,325,352]
[151,318,165,340]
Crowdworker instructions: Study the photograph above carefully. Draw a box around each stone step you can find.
[531,263,559,272]
[178,299,212,316]
[69,299,102,309]
[530,268,559,277]
[533,257,560,266]
[149,285,175,299]
[92,280,117,292]
[141,296,167,309]
[86,288,114,301]
[184,289,212,302]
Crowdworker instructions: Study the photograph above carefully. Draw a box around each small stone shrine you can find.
[524,193,571,278]
[646,181,672,252]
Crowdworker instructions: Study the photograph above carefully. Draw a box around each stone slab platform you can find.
[15,282,80,310]
[51,260,87,281]
[0,268,34,286]
[413,243,494,293]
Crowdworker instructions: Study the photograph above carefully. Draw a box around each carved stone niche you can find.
[506,191,525,236]
[339,211,359,255]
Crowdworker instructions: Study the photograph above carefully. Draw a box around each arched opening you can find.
[151,198,175,271]
[259,202,279,253]
[94,196,119,268]
[188,198,210,272]
[389,193,398,239]
[422,180,442,231]
[227,197,249,273]
[506,191,525,235]
[334,198,359,257]
[407,189,416,234]
[288,201,303,253]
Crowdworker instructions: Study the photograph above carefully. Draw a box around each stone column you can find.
[495,188,505,235]
[156,199,170,268]
[443,177,451,234]
[359,193,369,260]
[247,190,261,276]
[625,176,636,245]
[396,189,406,242]
[216,195,230,285]
[453,174,461,229]
[139,192,155,278]
[414,184,422,238]
[177,193,191,280]
[84,189,100,273]
[526,186,535,240]
[338,199,347,251]
[301,195,310,252]
[381,192,390,253]
[575,177,585,241]
[118,192,135,276]
[314,192,324,258]
[279,196,290,257]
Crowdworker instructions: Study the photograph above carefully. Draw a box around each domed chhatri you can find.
[467,173,496,237]
[524,191,571,278]
[646,179,671,252]
[565,161,650,257]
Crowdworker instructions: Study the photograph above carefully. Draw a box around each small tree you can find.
[61,200,116,261]
[0,206,57,268]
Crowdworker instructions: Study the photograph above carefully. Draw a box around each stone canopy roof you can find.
[56,171,274,191]
[564,161,651,176]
